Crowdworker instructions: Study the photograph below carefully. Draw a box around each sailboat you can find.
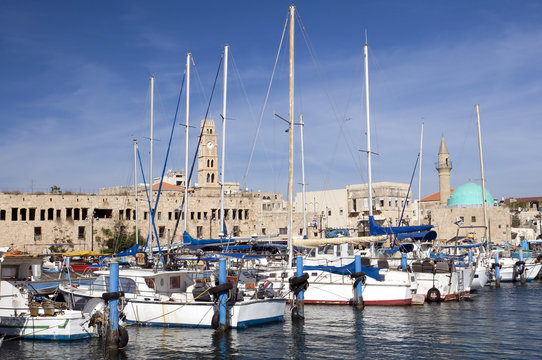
[262,15,415,305]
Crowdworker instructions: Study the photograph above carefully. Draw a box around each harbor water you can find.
[2,281,541,359]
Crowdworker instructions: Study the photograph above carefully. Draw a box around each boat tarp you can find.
[384,243,415,255]
[62,250,103,257]
[396,230,437,241]
[369,216,433,236]
[183,231,237,246]
[303,261,381,281]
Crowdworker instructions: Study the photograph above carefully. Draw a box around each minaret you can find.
[197,119,219,189]
[436,135,452,205]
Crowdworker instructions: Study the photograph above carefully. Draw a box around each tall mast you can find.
[184,52,191,232]
[299,114,307,239]
[475,104,490,249]
[148,75,154,256]
[220,45,228,236]
[363,43,373,218]
[418,122,424,225]
[134,139,138,247]
[287,4,295,267]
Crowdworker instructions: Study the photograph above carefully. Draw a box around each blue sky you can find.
[1,1,541,200]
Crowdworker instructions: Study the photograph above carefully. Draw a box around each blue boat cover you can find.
[183,231,237,246]
[396,230,437,241]
[303,261,381,281]
[369,216,433,236]
[384,243,415,255]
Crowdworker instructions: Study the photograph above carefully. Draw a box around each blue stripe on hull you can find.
[4,333,93,341]
[125,315,284,329]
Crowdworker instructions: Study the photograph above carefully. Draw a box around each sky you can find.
[1,1,541,201]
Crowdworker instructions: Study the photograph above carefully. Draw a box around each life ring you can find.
[426,287,441,303]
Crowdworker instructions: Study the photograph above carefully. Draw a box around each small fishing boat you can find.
[0,254,104,340]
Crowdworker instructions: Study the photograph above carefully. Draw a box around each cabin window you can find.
[144,277,155,289]
[170,276,181,289]
[1,266,18,279]
[119,278,136,294]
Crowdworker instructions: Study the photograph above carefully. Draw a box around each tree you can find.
[99,221,144,253]
[50,185,62,194]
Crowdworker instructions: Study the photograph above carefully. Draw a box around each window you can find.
[352,199,357,212]
[157,212,161,220]
[279,228,287,235]
[66,208,72,219]
[170,276,181,289]
[144,211,148,220]
[0,210,5,221]
[262,228,266,235]
[11,208,18,221]
[159,226,165,238]
[339,209,343,216]
[20,208,27,221]
[196,226,203,238]
[56,209,61,219]
[48,208,54,220]
[379,198,384,207]
[34,227,42,241]
[78,226,85,239]
[328,210,331,216]
[471,216,476,223]
[74,208,80,220]
[29,208,36,221]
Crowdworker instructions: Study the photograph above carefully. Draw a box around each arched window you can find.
[210,160,214,167]
[211,173,215,183]
[207,173,210,183]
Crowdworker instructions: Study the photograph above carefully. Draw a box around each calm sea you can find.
[3,281,541,359]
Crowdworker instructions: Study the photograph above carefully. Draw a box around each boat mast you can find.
[134,139,138,247]
[475,104,490,250]
[148,75,154,258]
[220,45,228,237]
[287,4,295,267]
[363,43,373,219]
[418,122,424,225]
[299,114,307,239]
[184,52,191,232]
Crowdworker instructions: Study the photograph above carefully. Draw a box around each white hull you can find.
[414,267,473,301]
[123,298,285,328]
[496,262,542,282]
[0,311,95,340]
[268,268,413,305]
[471,263,490,290]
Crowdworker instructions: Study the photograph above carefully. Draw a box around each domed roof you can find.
[447,182,494,206]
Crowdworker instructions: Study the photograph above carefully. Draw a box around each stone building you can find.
[0,120,296,252]
[294,182,416,237]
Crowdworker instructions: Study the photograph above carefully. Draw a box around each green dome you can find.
[447,182,494,206]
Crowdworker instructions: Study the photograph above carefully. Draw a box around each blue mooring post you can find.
[354,255,363,308]
[107,261,119,348]
[218,258,227,330]
[401,253,407,271]
[296,256,305,318]
[468,250,473,265]
[519,249,526,284]
[494,252,501,288]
